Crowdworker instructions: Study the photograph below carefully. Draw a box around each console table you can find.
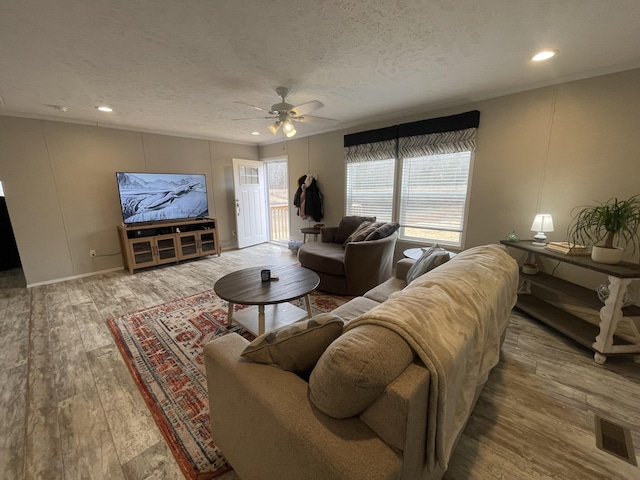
[500,240,640,364]
[118,218,220,273]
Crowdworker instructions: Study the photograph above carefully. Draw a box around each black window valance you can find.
[344,110,480,162]
[344,110,480,147]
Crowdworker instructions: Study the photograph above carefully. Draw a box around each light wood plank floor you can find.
[1,243,639,479]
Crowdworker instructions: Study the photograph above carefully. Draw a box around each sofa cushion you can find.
[309,324,414,418]
[335,216,376,244]
[365,222,400,241]
[330,296,381,322]
[364,277,406,303]
[297,242,346,275]
[343,221,382,246]
[405,245,450,284]
[241,313,344,373]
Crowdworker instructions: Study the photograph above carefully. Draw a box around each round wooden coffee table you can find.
[214,264,320,336]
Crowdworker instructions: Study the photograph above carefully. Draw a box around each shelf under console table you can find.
[500,240,640,364]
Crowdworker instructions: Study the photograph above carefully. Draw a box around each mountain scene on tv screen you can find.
[117,173,208,223]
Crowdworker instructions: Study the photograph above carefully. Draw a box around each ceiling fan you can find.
[234,87,337,137]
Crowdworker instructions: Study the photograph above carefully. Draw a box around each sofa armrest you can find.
[395,258,415,280]
[320,226,338,243]
[204,334,401,480]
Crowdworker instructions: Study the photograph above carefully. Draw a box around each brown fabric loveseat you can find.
[204,244,518,480]
[298,216,398,295]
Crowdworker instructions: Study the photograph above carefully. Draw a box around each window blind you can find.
[345,158,395,221]
[399,151,471,233]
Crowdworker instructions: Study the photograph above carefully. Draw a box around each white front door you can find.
[232,158,268,248]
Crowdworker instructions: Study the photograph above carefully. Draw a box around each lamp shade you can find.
[531,214,554,232]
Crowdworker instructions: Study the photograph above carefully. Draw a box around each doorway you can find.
[265,158,289,243]
[232,159,268,248]
[0,181,25,288]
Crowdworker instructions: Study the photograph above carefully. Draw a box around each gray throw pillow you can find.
[405,245,450,284]
[335,216,376,244]
[343,221,383,246]
[241,313,344,373]
[365,222,400,241]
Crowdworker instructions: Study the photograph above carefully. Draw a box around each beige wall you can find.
[0,118,258,285]
[260,68,640,289]
[2,68,639,288]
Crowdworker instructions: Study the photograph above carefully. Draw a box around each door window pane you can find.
[240,166,259,185]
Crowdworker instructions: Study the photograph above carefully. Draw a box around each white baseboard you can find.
[27,266,125,288]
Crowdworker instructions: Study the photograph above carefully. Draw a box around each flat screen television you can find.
[116,172,209,225]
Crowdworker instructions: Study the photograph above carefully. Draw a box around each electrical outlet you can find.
[232,230,236,236]
[89,250,96,257]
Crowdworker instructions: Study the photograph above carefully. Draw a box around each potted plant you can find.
[568,195,640,264]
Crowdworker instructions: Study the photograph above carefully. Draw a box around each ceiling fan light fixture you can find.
[282,119,295,134]
[285,127,297,138]
[267,122,280,135]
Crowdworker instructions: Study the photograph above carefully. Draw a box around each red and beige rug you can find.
[107,289,351,480]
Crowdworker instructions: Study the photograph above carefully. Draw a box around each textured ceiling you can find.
[1,0,639,145]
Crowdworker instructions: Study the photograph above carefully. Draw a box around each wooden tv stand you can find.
[501,240,640,364]
[118,218,220,274]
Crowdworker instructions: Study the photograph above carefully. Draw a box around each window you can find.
[345,158,395,221]
[399,151,471,245]
[344,111,479,248]
[265,159,289,242]
[239,166,259,185]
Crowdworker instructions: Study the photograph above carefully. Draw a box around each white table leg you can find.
[304,295,313,319]
[227,301,234,328]
[258,304,265,335]
[593,276,632,361]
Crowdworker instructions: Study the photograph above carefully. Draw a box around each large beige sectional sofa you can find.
[204,244,518,480]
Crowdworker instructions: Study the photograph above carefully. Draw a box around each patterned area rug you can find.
[107,289,352,480]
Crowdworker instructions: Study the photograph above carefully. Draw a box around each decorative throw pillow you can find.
[405,245,450,284]
[365,222,400,241]
[343,221,383,246]
[240,313,344,373]
[309,324,414,418]
[335,216,376,244]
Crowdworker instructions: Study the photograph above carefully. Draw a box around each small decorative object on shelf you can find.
[522,263,538,274]
[505,231,520,242]
[545,241,590,256]
[531,213,554,246]
[596,281,636,307]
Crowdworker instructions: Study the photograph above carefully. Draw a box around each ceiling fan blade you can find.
[289,100,323,117]
[234,101,272,113]
[291,115,338,124]
[232,116,277,121]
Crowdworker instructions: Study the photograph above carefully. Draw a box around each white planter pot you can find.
[591,245,624,264]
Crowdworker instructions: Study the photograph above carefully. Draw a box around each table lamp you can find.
[531,214,554,246]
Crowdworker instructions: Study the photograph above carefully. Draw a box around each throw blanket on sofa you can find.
[344,244,518,472]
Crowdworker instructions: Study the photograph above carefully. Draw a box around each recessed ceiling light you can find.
[251,131,260,136]
[532,50,557,62]
[96,106,113,112]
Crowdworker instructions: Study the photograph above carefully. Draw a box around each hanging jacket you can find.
[293,175,307,216]
[304,177,324,222]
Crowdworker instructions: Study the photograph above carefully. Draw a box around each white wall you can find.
[261,68,640,289]
[2,68,639,288]
[0,119,258,285]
